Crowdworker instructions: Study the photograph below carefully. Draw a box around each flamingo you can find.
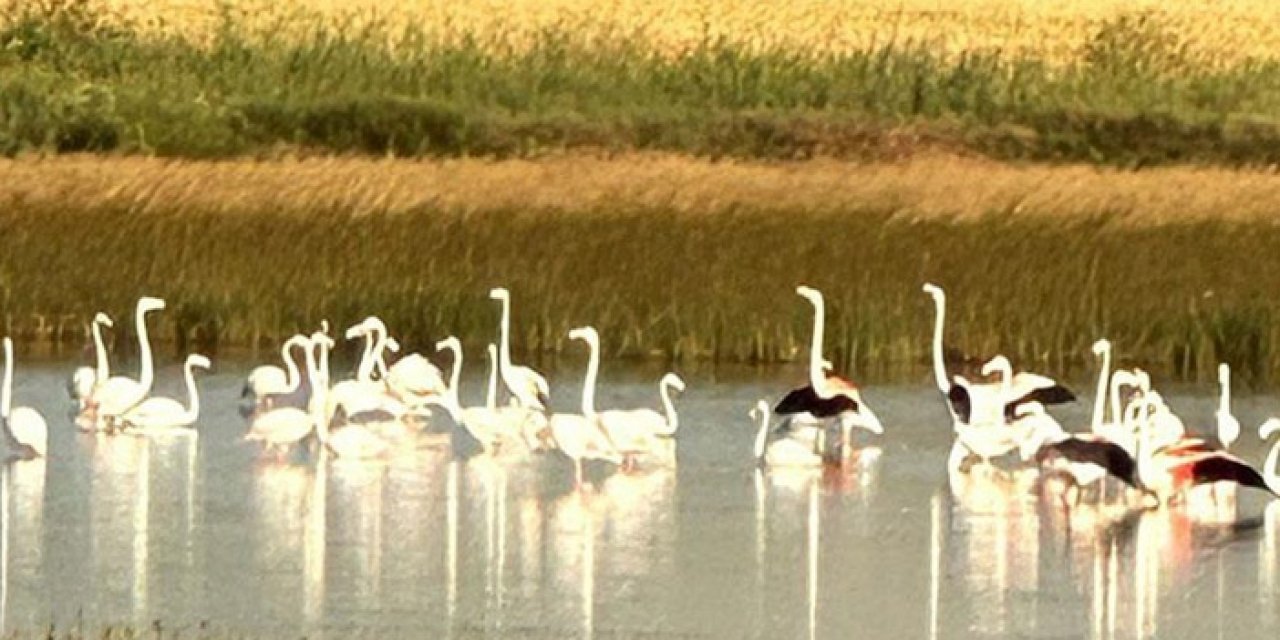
[243,320,327,403]
[1134,393,1277,505]
[548,327,621,488]
[251,335,313,411]
[429,337,536,455]
[751,400,824,467]
[246,336,321,457]
[1016,401,1142,504]
[2,338,47,459]
[355,316,446,407]
[91,296,165,429]
[774,286,883,456]
[69,312,113,409]
[120,354,211,432]
[1215,363,1241,450]
[570,326,687,469]
[489,287,550,410]
[326,318,405,423]
[922,283,1073,427]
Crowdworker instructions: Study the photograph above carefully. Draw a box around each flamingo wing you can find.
[775,385,859,417]
[1038,437,1139,487]
[1189,454,1274,495]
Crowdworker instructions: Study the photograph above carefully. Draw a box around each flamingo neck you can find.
[356,331,376,382]
[182,360,200,423]
[807,294,826,394]
[282,340,302,391]
[1091,344,1111,433]
[498,297,513,374]
[992,358,1013,396]
[136,305,156,395]
[1264,432,1280,493]
[581,336,599,416]
[657,377,679,436]
[1,340,12,419]
[303,339,326,440]
[928,292,948,394]
[447,343,463,408]
[315,341,330,389]
[1219,369,1231,415]
[92,320,109,382]
[485,346,498,411]
[372,326,391,380]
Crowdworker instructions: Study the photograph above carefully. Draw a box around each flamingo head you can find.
[1091,338,1110,356]
[661,373,686,393]
[922,282,944,300]
[93,312,114,328]
[1218,362,1230,385]
[319,319,330,335]
[980,355,1012,378]
[435,336,462,354]
[1259,417,1280,440]
[568,326,598,344]
[187,354,212,371]
[488,287,509,301]
[795,285,822,305]
[311,332,335,350]
[138,296,166,313]
[385,337,401,353]
[749,399,769,422]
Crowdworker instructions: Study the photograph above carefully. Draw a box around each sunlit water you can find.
[1,360,1279,638]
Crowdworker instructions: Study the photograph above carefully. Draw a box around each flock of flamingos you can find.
[1,284,1279,512]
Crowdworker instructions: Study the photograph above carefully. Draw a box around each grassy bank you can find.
[5,2,1280,164]
[1,154,1278,382]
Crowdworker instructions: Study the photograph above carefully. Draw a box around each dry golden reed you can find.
[101,0,1280,66]
[6,152,1280,226]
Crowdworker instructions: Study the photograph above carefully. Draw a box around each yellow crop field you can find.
[99,0,1280,65]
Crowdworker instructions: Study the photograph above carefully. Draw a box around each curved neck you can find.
[316,340,330,388]
[657,378,679,436]
[182,361,200,422]
[356,331,376,382]
[485,346,498,410]
[372,325,391,380]
[498,297,513,374]
[135,306,156,394]
[928,293,948,393]
[992,359,1013,395]
[1264,434,1280,492]
[806,295,825,391]
[2,340,12,418]
[1091,345,1111,432]
[282,342,302,392]
[303,338,325,436]
[1110,373,1126,425]
[92,320,109,382]
[581,337,599,416]
[446,343,463,407]
[1219,369,1231,415]
[753,410,769,460]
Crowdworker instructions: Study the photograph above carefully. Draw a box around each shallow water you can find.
[1,360,1279,639]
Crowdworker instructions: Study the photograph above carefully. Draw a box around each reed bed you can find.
[5,1,1280,164]
[2,154,1278,383]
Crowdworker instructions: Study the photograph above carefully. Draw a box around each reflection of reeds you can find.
[3,154,1280,380]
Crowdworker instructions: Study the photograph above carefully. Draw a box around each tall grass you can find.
[2,156,1278,383]
[4,2,1280,164]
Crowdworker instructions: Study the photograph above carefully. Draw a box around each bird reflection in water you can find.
[0,458,45,633]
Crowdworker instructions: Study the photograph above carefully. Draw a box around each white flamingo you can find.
[548,327,621,488]
[430,337,535,455]
[752,400,823,467]
[352,316,446,406]
[326,318,405,422]
[120,354,212,432]
[243,321,327,402]
[489,287,550,410]
[69,312,113,409]
[2,338,47,459]
[774,286,883,458]
[572,326,686,469]
[246,336,321,457]
[91,296,166,428]
[249,334,312,411]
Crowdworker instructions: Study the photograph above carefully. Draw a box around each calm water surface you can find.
[1,360,1278,638]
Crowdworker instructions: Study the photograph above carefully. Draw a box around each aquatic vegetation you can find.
[4,1,1280,163]
[1,155,1277,383]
